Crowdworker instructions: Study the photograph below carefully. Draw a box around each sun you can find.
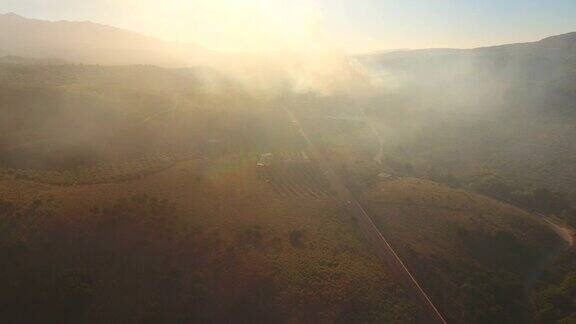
[108,0,328,53]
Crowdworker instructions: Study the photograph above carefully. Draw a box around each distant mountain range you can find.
[1,11,575,72]
[359,31,576,110]
[0,55,68,65]
[0,12,216,67]
[359,32,576,67]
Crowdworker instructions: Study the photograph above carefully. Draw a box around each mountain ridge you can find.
[359,32,576,60]
[0,12,215,67]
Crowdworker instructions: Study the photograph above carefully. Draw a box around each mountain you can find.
[360,32,576,62]
[353,31,576,214]
[0,55,68,65]
[0,12,215,67]
[359,31,576,113]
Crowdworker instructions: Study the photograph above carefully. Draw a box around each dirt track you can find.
[284,106,447,324]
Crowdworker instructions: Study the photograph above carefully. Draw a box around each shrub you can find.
[289,229,304,248]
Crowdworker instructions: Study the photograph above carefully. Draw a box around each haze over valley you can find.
[1,3,576,323]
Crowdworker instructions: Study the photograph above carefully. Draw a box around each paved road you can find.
[284,106,447,324]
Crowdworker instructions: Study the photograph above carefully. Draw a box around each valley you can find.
[1,10,576,324]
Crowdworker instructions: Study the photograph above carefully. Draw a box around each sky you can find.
[1,0,576,54]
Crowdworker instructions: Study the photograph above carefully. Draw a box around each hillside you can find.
[360,178,562,323]
[0,55,68,65]
[0,64,297,181]
[351,31,576,206]
[284,95,571,323]
[0,58,573,322]
[0,155,421,323]
[361,32,576,62]
[2,2,576,323]
[360,32,576,108]
[0,63,421,322]
[2,79,563,321]
[0,12,214,66]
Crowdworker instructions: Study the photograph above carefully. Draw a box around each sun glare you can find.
[109,0,329,53]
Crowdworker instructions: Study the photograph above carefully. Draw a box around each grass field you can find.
[0,156,418,323]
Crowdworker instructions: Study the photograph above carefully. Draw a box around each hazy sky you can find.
[1,0,576,54]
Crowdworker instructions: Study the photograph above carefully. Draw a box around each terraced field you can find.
[258,151,332,199]
[0,154,178,185]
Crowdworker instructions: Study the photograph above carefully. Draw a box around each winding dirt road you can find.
[543,218,574,247]
[526,216,575,291]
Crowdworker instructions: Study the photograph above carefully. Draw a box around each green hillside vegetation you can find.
[534,262,576,323]
[360,178,562,323]
[530,222,575,323]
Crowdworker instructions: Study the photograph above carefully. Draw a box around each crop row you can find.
[260,163,331,199]
[0,155,176,185]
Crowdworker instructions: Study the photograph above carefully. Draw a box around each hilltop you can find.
[360,31,576,61]
[0,12,214,66]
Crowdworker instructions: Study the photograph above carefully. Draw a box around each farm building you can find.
[257,153,274,167]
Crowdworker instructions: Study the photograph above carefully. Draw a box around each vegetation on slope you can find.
[0,158,417,323]
[0,64,303,183]
[359,178,561,323]
[3,60,575,323]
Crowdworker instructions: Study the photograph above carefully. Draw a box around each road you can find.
[283,106,447,324]
[526,215,575,290]
[542,218,574,247]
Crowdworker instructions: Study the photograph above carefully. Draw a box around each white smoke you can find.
[104,0,379,96]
